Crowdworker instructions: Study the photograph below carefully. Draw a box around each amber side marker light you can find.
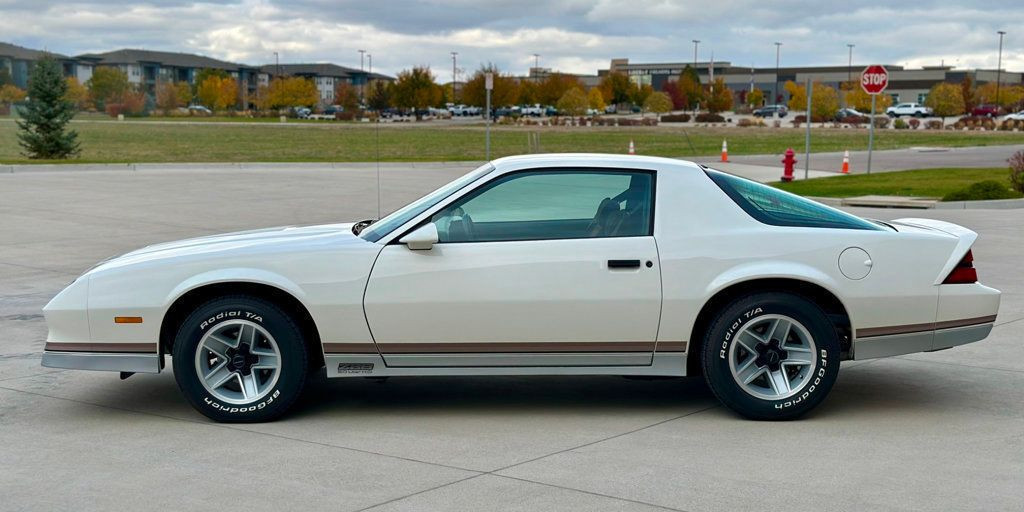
[114,316,143,324]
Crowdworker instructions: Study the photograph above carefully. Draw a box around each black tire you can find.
[172,295,308,423]
[701,292,840,420]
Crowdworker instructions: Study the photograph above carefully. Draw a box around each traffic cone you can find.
[720,139,729,162]
[841,150,850,174]
[628,139,635,155]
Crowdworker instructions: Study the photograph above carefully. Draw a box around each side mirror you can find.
[400,223,439,250]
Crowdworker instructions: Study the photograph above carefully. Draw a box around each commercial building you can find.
[258,63,391,105]
[603,58,1024,105]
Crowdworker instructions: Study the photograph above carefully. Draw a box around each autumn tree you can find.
[960,75,976,112]
[462,65,519,107]
[334,81,360,111]
[598,71,633,106]
[197,75,238,110]
[976,82,1024,109]
[155,80,190,110]
[786,81,840,120]
[661,80,686,110]
[925,82,965,121]
[587,87,605,111]
[631,83,653,107]
[392,66,442,116]
[537,73,584,106]
[193,68,228,93]
[747,88,764,107]
[705,78,734,113]
[517,80,538,105]
[17,56,79,159]
[86,66,129,109]
[365,79,392,110]
[0,84,27,106]
[643,91,672,117]
[841,80,892,112]
[556,87,588,116]
[678,65,703,109]
[62,77,88,110]
[268,76,318,108]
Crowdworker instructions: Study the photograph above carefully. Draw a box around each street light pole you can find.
[847,44,854,82]
[274,51,280,76]
[692,40,700,67]
[996,31,1006,108]
[451,51,458,103]
[774,42,782,107]
[358,49,366,100]
[532,53,540,83]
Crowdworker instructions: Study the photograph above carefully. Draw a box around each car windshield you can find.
[358,163,494,242]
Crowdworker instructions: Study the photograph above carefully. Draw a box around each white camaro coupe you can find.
[43,154,1000,422]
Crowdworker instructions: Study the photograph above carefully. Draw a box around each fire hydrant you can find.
[781,148,796,182]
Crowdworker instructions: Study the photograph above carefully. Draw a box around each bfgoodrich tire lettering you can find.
[701,292,840,420]
[172,295,308,422]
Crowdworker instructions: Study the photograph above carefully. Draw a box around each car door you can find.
[363,168,663,367]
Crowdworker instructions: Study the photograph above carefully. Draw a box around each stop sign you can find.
[861,65,889,95]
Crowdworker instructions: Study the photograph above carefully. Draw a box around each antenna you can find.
[375,116,381,220]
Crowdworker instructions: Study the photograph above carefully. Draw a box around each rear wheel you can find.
[172,295,308,422]
[701,292,840,420]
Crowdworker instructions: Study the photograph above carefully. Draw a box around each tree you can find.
[960,75,976,113]
[364,79,392,111]
[193,68,228,92]
[334,81,360,111]
[556,87,588,116]
[392,66,442,116]
[462,65,519,107]
[517,80,539,105]
[631,83,653,107]
[785,81,806,112]
[0,84,26,106]
[63,77,89,110]
[268,77,317,109]
[841,80,892,112]
[661,80,686,110]
[787,81,839,120]
[155,80,190,110]
[976,82,1024,109]
[598,71,633,105]
[587,87,605,111]
[537,73,583,106]
[705,78,734,113]
[678,65,703,109]
[17,56,79,159]
[643,91,672,116]
[747,88,764,107]
[925,82,965,121]
[86,67,129,109]
[197,75,238,110]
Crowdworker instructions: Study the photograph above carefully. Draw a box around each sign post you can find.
[860,65,889,174]
[804,77,812,180]
[485,72,493,160]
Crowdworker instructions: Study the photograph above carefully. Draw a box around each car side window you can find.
[430,170,654,243]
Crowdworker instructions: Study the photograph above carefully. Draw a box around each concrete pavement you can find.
[1,165,1022,511]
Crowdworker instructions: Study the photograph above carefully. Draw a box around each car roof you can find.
[490,153,705,172]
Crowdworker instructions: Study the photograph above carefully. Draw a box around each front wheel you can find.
[701,292,840,420]
[172,295,308,422]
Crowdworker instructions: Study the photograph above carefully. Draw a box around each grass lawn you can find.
[772,167,1022,199]
[2,118,1023,164]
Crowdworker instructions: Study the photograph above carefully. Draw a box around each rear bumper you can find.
[853,316,995,360]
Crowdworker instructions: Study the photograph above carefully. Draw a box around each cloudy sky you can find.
[1,0,1021,78]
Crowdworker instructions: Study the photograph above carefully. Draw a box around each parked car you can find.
[42,154,1000,422]
[492,106,520,117]
[834,108,867,122]
[970,104,1002,117]
[1004,110,1024,121]
[752,105,787,118]
[186,104,212,115]
[520,104,545,116]
[886,103,933,117]
[291,107,312,119]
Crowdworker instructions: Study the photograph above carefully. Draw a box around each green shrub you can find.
[942,180,1023,201]
[893,118,908,129]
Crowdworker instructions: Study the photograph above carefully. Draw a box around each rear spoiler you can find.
[891,218,978,285]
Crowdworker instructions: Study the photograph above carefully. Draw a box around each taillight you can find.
[943,250,978,284]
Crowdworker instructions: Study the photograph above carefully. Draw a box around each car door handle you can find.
[608,259,641,269]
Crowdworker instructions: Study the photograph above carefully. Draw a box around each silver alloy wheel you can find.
[194,319,281,405]
[728,314,817,401]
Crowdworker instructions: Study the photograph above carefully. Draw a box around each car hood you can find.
[87,223,362,275]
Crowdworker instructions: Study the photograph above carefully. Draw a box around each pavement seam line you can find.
[0,384,483,475]
[493,474,689,512]
[352,474,487,512]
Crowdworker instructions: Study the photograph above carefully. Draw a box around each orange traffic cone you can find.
[841,150,850,174]
[628,139,636,155]
[720,139,729,162]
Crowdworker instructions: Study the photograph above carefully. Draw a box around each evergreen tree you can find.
[17,56,79,159]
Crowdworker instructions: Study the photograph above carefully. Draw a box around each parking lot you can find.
[1,164,1021,511]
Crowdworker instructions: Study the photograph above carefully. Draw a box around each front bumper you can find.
[42,349,160,373]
